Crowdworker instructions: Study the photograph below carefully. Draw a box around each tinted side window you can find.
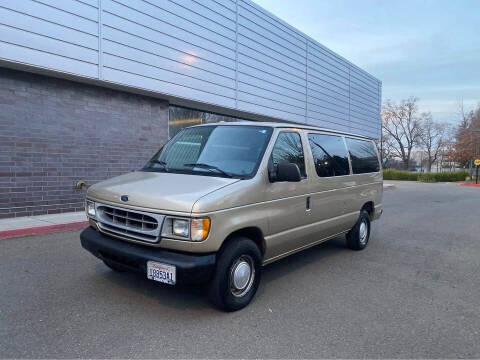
[271,132,306,177]
[346,138,380,174]
[308,133,350,177]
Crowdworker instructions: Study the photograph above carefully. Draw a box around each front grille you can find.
[96,203,165,243]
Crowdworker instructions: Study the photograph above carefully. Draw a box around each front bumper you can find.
[80,227,216,284]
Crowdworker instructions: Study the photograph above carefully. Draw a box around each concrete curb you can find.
[383,183,396,190]
[458,182,480,187]
[0,221,89,240]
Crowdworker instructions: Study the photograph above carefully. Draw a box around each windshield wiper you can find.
[183,163,233,178]
[153,160,167,166]
[145,159,168,172]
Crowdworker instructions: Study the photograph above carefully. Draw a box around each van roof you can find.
[192,121,373,140]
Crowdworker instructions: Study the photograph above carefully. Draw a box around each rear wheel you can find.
[208,237,262,312]
[346,210,371,250]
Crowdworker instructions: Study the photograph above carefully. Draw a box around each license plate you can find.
[147,261,176,285]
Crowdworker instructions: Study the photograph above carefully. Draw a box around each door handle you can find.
[306,196,311,211]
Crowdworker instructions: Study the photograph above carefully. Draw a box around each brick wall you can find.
[0,68,169,219]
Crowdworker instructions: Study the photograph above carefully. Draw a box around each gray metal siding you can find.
[101,0,237,108]
[0,0,382,138]
[236,0,307,123]
[0,0,99,78]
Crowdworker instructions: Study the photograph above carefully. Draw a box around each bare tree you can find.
[377,132,389,159]
[458,99,474,130]
[377,131,400,168]
[381,97,423,170]
[447,101,480,168]
[418,113,450,172]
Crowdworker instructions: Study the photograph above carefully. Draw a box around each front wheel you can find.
[346,210,371,250]
[208,237,262,312]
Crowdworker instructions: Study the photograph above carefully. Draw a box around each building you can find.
[0,0,382,218]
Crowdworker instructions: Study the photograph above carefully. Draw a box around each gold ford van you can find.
[81,122,383,311]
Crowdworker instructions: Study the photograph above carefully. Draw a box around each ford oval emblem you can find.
[121,195,129,202]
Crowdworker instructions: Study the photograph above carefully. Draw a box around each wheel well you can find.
[224,227,265,256]
[361,201,374,220]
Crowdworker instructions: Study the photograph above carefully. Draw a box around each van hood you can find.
[87,171,240,213]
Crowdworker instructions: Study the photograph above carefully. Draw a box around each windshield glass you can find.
[143,125,273,178]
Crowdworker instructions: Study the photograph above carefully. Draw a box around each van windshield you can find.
[143,125,273,179]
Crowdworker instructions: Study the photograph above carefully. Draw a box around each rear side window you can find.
[271,132,306,177]
[345,138,380,174]
[308,133,350,177]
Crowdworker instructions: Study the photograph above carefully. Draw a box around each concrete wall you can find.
[0,0,381,139]
[0,68,169,219]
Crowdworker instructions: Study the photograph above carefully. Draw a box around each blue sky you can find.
[253,0,480,123]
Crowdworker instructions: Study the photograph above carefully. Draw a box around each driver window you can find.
[271,132,306,177]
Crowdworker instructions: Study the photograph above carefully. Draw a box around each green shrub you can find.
[418,173,436,182]
[433,171,468,182]
[382,169,468,182]
[383,169,418,181]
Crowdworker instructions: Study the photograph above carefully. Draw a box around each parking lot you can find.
[1,181,479,358]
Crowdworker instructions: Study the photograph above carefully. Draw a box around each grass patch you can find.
[383,169,468,182]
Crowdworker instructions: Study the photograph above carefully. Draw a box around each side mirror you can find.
[274,162,301,182]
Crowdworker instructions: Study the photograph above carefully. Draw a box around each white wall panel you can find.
[101,13,236,70]
[0,0,382,138]
[237,45,306,84]
[237,32,305,73]
[238,100,306,124]
[0,0,99,78]
[1,0,98,34]
[308,41,350,73]
[103,53,236,99]
[238,0,306,43]
[307,81,349,104]
[102,41,235,89]
[103,1,235,58]
[33,0,99,21]
[169,0,236,32]
[237,16,306,61]
[102,26,235,78]
[206,0,236,13]
[236,66,306,97]
[238,82,306,110]
[103,66,236,108]
[0,7,98,50]
[236,0,309,127]
[161,0,236,39]
[101,0,237,107]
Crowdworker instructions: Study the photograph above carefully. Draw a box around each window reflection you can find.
[271,132,306,177]
[308,134,350,177]
[345,138,380,174]
[168,106,247,138]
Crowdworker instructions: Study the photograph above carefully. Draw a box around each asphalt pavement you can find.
[1,181,479,358]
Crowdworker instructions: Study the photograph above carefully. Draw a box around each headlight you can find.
[85,200,96,218]
[172,219,189,237]
[161,216,210,241]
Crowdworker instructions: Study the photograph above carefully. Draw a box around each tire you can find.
[103,260,126,272]
[346,210,371,251]
[208,237,262,312]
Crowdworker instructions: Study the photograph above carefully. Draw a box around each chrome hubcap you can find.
[230,255,255,297]
[233,261,250,289]
[359,221,368,244]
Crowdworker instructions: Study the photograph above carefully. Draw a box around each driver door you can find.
[263,130,314,261]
